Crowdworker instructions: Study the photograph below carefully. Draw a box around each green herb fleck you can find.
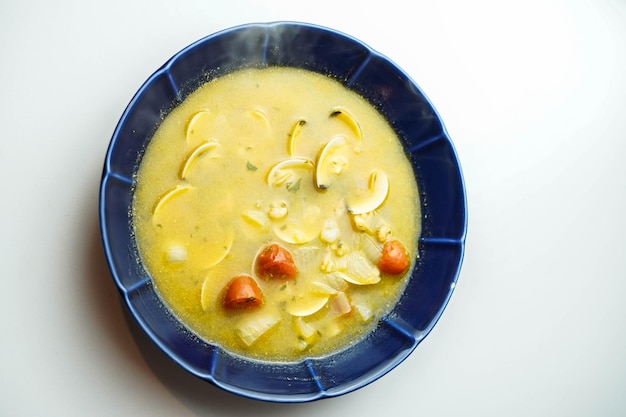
[280,284,287,291]
[286,178,301,193]
[246,161,258,171]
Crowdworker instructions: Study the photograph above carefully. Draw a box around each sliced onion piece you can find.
[325,271,349,292]
[292,246,321,268]
[360,233,383,264]
[329,292,352,316]
[235,310,282,346]
[311,281,340,295]
[330,252,381,285]
[346,169,389,214]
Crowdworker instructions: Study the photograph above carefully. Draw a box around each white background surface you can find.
[2,0,625,415]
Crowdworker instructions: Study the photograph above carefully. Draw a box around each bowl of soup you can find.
[99,21,467,402]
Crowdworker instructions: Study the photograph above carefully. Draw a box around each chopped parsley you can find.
[286,178,301,193]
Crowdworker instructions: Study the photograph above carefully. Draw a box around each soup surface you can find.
[132,67,420,361]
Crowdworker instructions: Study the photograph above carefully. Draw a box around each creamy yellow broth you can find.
[132,67,420,361]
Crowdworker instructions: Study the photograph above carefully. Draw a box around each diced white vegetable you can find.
[241,210,268,230]
[319,251,336,273]
[330,292,352,316]
[295,338,309,351]
[332,240,349,257]
[360,234,383,264]
[294,316,317,340]
[352,212,372,233]
[235,311,281,346]
[353,301,374,321]
[329,155,348,175]
[350,293,374,321]
[166,244,187,263]
[320,219,340,244]
[267,201,288,220]
[376,223,393,243]
[318,241,347,270]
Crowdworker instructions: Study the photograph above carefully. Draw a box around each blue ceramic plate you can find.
[99,22,467,402]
